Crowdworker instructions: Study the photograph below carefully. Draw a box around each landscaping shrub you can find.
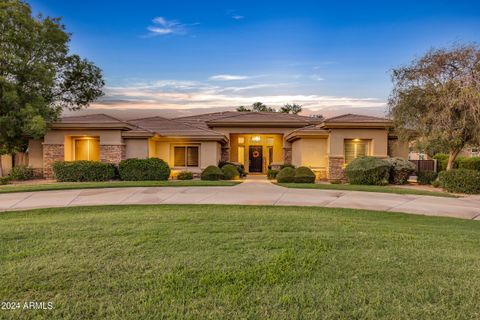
[53,161,116,182]
[438,169,480,194]
[9,165,34,181]
[119,158,170,181]
[177,171,193,180]
[387,157,415,184]
[222,164,240,180]
[201,165,224,181]
[280,163,295,170]
[267,169,279,180]
[416,171,438,185]
[276,167,295,183]
[0,176,11,185]
[432,153,449,171]
[345,156,390,185]
[457,157,480,171]
[218,160,247,177]
[294,166,316,183]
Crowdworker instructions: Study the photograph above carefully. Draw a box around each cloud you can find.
[145,16,190,36]
[209,74,250,81]
[232,15,244,20]
[310,74,324,81]
[92,78,386,115]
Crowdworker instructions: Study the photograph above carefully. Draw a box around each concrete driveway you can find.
[1,176,480,220]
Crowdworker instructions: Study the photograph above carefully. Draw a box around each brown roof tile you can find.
[324,113,390,123]
[128,116,225,137]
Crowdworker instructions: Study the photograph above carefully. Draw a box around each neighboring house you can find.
[26,112,408,180]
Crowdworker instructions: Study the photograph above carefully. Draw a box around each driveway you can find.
[1,176,480,220]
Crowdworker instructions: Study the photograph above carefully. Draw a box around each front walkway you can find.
[1,175,480,220]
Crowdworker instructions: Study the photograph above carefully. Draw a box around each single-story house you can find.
[23,111,408,180]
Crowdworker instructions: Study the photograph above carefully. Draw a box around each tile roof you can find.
[59,114,127,124]
[128,116,225,137]
[324,113,391,123]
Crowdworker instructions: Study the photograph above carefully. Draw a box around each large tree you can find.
[236,102,276,112]
[279,103,302,114]
[388,44,480,170]
[0,0,104,176]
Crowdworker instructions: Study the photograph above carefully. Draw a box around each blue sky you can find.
[30,0,480,116]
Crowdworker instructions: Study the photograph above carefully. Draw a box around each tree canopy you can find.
[236,102,276,112]
[0,0,104,160]
[388,44,480,169]
[280,103,302,114]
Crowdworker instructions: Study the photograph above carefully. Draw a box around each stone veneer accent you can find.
[283,147,292,164]
[221,146,230,162]
[100,145,126,165]
[328,156,346,181]
[43,144,64,179]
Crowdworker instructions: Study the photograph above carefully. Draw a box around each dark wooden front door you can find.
[249,146,263,173]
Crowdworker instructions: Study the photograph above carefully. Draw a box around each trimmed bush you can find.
[0,176,11,185]
[345,156,390,185]
[458,157,480,171]
[416,171,438,185]
[387,157,415,184]
[201,165,224,181]
[294,166,316,183]
[222,164,240,180]
[218,160,247,177]
[52,161,116,182]
[432,153,449,172]
[119,158,170,181]
[10,165,34,181]
[177,171,193,180]
[267,169,279,180]
[438,169,480,194]
[280,163,295,170]
[276,167,295,183]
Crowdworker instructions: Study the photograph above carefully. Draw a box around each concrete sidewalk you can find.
[1,176,480,220]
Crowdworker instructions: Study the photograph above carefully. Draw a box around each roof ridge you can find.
[128,115,171,121]
[325,113,389,121]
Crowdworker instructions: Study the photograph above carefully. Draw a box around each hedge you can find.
[177,171,193,180]
[438,169,480,194]
[119,158,170,181]
[416,171,438,185]
[294,166,316,183]
[387,157,415,184]
[222,164,240,180]
[276,167,295,183]
[457,157,480,171]
[345,156,390,185]
[52,161,116,182]
[267,169,279,180]
[280,164,295,170]
[10,165,34,181]
[0,176,11,185]
[218,161,247,177]
[201,166,224,181]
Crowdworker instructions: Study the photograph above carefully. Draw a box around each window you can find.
[238,137,245,144]
[74,138,100,161]
[238,146,245,165]
[174,146,199,167]
[344,139,369,164]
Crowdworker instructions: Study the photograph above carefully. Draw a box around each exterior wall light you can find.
[252,136,261,142]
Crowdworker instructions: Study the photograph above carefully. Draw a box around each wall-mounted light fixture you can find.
[251,136,261,142]
[353,138,361,142]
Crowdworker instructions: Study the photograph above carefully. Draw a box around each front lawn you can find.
[0,180,241,194]
[276,182,457,197]
[1,205,479,319]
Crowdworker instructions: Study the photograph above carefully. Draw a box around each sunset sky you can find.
[30,0,480,117]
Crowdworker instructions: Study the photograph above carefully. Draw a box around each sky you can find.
[30,0,480,118]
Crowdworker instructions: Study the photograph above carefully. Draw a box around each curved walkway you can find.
[1,176,480,220]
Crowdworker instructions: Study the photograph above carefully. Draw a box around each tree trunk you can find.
[446,149,461,170]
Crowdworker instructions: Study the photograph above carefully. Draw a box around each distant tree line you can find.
[236,102,323,118]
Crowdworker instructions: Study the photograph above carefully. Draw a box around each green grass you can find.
[276,182,458,197]
[0,180,241,194]
[1,205,479,319]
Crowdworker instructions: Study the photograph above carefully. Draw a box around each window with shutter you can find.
[344,140,369,164]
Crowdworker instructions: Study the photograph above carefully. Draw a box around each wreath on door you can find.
[252,150,260,158]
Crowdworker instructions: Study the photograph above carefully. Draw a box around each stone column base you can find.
[100,145,126,165]
[328,156,346,182]
[283,147,292,164]
[43,144,64,179]
[221,146,230,162]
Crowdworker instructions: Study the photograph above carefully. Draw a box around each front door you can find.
[249,146,263,173]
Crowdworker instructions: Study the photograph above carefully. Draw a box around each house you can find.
[25,111,409,180]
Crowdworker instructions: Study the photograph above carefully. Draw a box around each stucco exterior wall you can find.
[0,154,12,175]
[44,129,123,145]
[125,139,149,159]
[291,138,328,168]
[328,128,389,158]
[151,139,221,172]
[28,139,44,170]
